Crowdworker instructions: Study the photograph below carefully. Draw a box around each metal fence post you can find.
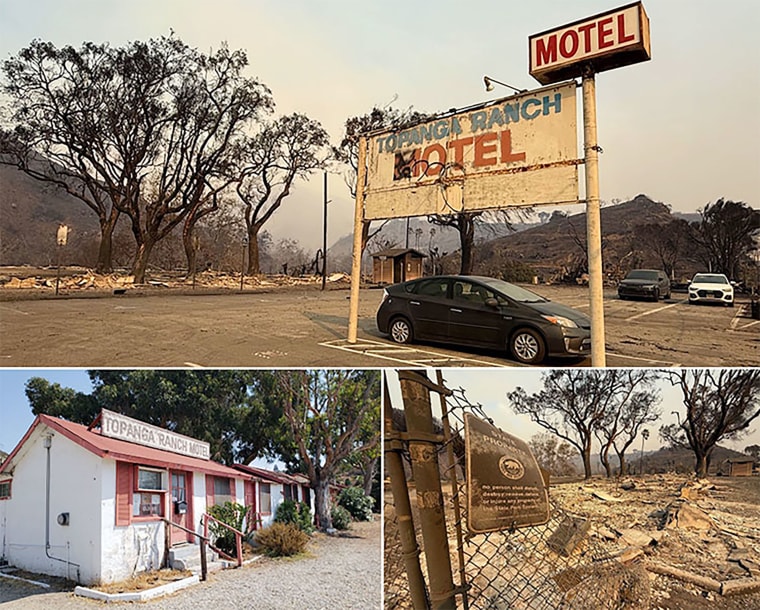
[385,378,429,609]
[400,371,457,610]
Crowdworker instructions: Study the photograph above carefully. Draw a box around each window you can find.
[137,468,165,491]
[284,484,298,502]
[213,477,233,505]
[260,483,271,514]
[133,467,166,517]
[0,480,11,500]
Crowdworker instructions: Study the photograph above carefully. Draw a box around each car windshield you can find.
[693,274,729,284]
[625,270,658,280]
[478,277,548,303]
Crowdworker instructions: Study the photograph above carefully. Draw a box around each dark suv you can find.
[617,269,671,302]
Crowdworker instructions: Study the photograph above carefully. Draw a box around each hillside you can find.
[468,195,686,282]
[0,164,103,266]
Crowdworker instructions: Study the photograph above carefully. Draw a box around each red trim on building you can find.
[115,462,132,526]
[0,415,245,480]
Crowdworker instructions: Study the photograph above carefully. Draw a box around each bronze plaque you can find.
[465,413,550,533]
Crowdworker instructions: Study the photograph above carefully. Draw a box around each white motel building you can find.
[0,409,312,585]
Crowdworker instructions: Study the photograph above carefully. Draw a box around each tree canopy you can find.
[660,369,760,477]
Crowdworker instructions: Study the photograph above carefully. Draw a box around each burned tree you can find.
[508,369,658,480]
[235,113,329,275]
[1,37,272,282]
[334,106,428,253]
[690,199,760,279]
[593,370,661,477]
[661,369,760,477]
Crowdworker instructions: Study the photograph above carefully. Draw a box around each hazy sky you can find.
[384,368,760,455]
[1,1,758,251]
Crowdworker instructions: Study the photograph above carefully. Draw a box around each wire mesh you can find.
[384,376,652,610]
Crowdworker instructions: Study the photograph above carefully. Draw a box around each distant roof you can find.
[371,248,426,258]
[233,463,305,486]
[0,414,246,479]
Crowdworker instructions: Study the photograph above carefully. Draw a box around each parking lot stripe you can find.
[319,339,510,367]
[624,300,686,322]
[606,352,681,367]
[736,319,760,331]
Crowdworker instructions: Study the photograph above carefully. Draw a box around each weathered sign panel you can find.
[363,82,579,221]
[529,1,651,85]
[465,413,549,533]
[101,409,211,460]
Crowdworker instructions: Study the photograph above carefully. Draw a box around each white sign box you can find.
[101,409,211,460]
[363,81,579,221]
[529,2,651,85]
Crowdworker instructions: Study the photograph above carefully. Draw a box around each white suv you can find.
[688,273,734,307]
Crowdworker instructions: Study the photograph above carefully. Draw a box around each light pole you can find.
[321,171,330,291]
[240,236,248,292]
[640,429,649,475]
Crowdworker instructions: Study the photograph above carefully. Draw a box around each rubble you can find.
[0,268,353,294]
[550,474,760,606]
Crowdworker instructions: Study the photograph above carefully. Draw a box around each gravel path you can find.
[0,518,381,609]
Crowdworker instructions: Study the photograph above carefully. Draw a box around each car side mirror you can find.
[484,297,499,308]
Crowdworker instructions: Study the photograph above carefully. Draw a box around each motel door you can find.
[170,471,193,544]
[244,480,257,530]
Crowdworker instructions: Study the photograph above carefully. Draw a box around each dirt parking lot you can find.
[0,279,757,367]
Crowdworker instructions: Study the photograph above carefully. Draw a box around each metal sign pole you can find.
[582,70,607,367]
[347,137,368,343]
[321,171,328,291]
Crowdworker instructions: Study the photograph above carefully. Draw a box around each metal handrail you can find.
[202,513,244,567]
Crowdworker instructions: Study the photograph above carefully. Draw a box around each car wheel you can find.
[510,328,546,365]
[651,288,660,302]
[389,316,413,344]
[664,289,671,299]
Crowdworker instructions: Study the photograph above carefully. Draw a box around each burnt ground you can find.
[385,475,760,610]
[1,268,758,367]
[549,476,760,610]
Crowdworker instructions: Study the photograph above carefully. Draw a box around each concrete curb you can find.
[74,575,199,602]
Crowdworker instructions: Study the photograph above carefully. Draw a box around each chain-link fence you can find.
[384,372,651,610]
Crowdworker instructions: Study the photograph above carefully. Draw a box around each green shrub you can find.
[207,502,249,556]
[338,486,374,521]
[254,522,309,557]
[275,500,314,534]
[331,505,352,530]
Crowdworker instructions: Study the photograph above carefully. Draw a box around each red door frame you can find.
[244,480,257,530]
[170,470,194,544]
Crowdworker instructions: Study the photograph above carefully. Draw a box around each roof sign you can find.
[100,409,211,460]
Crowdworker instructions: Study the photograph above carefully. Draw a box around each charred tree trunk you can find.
[246,223,263,275]
[582,447,593,480]
[131,237,156,284]
[95,207,121,274]
[458,213,476,275]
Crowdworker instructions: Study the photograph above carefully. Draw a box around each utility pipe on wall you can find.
[44,434,80,582]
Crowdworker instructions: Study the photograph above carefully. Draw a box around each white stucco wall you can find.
[1,426,103,584]
[260,482,285,528]
[99,459,165,584]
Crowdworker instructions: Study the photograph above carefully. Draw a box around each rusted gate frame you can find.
[397,370,458,610]
[385,377,428,609]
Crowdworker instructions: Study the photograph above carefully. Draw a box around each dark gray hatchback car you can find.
[617,269,671,301]
[376,275,591,365]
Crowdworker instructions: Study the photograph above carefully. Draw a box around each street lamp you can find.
[483,76,527,95]
[640,429,649,475]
